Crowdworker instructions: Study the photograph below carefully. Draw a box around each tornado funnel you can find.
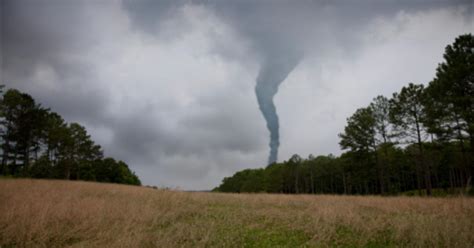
[255,55,301,164]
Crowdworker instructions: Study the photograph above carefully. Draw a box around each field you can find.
[1,179,473,247]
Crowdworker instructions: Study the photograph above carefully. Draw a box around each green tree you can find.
[0,87,141,185]
[370,95,393,193]
[288,154,302,193]
[425,33,473,183]
[0,89,47,174]
[57,123,103,179]
[339,107,381,193]
[339,107,376,153]
[390,83,432,195]
[264,163,286,193]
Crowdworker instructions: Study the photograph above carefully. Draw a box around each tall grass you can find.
[1,179,473,247]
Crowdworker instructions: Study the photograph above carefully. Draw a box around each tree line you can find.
[0,87,141,185]
[214,34,473,196]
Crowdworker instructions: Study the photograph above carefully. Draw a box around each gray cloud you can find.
[1,0,472,189]
[123,0,472,164]
[1,0,112,124]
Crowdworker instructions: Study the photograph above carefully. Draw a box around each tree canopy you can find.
[0,88,141,186]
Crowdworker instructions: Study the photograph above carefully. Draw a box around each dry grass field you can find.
[1,179,473,247]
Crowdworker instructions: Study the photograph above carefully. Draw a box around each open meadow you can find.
[1,179,473,247]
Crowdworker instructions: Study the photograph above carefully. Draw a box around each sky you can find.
[1,0,473,190]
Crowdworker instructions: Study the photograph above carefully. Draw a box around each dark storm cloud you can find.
[1,0,111,124]
[124,0,471,60]
[107,91,264,165]
[1,0,472,189]
[178,92,265,155]
[123,0,472,164]
[122,0,183,35]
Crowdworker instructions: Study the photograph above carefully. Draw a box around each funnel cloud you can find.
[256,55,301,164]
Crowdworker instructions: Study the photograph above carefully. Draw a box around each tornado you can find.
[256,55,301,164]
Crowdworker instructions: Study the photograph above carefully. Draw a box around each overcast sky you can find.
[1,0,473,190]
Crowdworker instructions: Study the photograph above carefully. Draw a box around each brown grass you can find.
[1,179,473,247]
